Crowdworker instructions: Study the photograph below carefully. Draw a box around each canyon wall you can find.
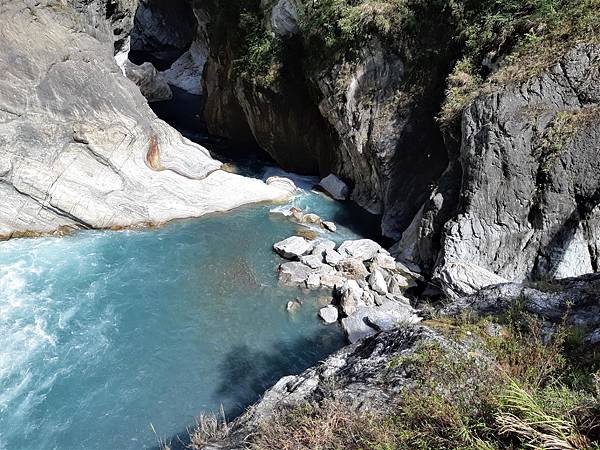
[0,0,289,239]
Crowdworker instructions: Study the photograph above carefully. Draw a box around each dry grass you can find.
[188,407,230,449]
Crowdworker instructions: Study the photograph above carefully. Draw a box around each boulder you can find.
[338,239,384,261]
[324,248,344,266]
[306,273,321,290]
[339,280,364,316]
[342,301,421,343]
[300,254,325,269]
[273,236,314,259]
[311,240,337,256]
[320,273,346,289]
[369,269,388,295]
[322,221,337,232]
[371,253,397,270]
[286,299,302,312]
[279,262,314,285]
[336,258,369,279]
[318,305,339,324]
[318,174,349,200]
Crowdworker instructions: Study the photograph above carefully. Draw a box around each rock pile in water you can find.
[273,236,422,343]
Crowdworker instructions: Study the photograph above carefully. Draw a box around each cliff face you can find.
[413,45,600,296]
[0,0,289,239]
[196,0,451,238]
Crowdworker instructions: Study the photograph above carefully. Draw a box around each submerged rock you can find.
[273,236,314,259]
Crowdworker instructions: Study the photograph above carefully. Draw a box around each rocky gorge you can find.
[1,0,600,449]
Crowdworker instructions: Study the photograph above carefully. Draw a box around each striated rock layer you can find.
[0,0,290,239]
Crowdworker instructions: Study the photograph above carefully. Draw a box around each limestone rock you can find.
[300,254,325,269]
[319,273,346,290]
[318,174,349,201]
[322,221,337,232]
[341,301,421,344]
[305,273,321,290]
[318,305,339,324]
[324,248,344,266]
[311,240,337,256]
[371,253,396,270]
[0,1,290,238]
[269,0,300,37]
[273,236,314,259]
[161,38,207,95]
[266,176,298,194]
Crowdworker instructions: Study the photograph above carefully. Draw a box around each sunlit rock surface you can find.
[0,1,289,239]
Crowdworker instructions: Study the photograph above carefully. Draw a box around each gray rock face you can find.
[197,2,449,239]
[0,0,290,239]
[161,38,207,95]
[423,45,600,296]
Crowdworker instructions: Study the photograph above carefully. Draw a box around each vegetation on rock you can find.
[245,314,600,449]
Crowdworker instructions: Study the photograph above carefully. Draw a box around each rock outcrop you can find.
[0,0,290,239]
[404,45,600,296]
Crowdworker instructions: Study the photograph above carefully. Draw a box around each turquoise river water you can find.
[0,162,380,449]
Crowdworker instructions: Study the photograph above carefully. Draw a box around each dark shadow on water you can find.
[148,331,344,450]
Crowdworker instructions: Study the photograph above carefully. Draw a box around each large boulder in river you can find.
[274,236,314,259]
[0,0,290,239]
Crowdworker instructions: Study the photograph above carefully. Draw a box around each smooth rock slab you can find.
[274,236,314,259]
